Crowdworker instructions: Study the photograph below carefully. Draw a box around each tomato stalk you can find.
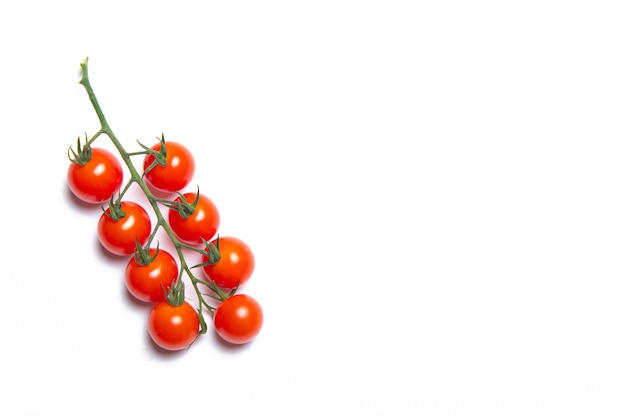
[77,57,229,333]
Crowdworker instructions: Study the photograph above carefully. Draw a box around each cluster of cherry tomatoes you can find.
[67,137,263,351]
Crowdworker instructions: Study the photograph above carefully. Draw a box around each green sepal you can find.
[100,196,126,220]
[67,134,92,165]
[191,236,222,268]
[133,241,159,266]
[165,279,186,307]
[171,187,200,219]
[139,133,167,176]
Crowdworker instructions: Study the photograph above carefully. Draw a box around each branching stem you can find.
[78,57,226,331]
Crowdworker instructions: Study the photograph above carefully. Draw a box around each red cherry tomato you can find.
[201,236,255,289]
[213,294,263,344]
[148,300,199,351]
[67,147,123,203]
[143,141,195,193]
[125,249,179,302]
[97,201,152,256]
[168,193,220,246]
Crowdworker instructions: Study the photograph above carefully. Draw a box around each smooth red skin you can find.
[97,202,152,256]
[67,148,123,203]
[148,301,199,351]
[214,294,263,344]
[125,249,179,303]
[143,141,195,193]
[168,193,220,246]
[201,236,255,289]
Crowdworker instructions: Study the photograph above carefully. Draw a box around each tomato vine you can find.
[68,57,263,350]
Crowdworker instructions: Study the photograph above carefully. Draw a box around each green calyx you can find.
[68,135,92,165]
[205,236,221,264]
[158,188,200,219]
[139,133,167,175]
[193,236,222,268]
[133,241,159,266]
[165,279,186,307]
[102,196,126,220]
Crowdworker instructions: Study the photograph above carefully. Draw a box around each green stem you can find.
[116,179,134,200]
[78,57,226,330]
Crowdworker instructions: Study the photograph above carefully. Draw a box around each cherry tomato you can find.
[67,147,123,204]
[168,193,220,246]
[148,300,199,351]
[214,294,263,344]
[125,249,179,303]
[143,141,195,193]
[97,201,152,256]
[201,236,255,289]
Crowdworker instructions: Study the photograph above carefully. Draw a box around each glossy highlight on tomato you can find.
[214,294,263,345]
[148,300,199,351]
[143,141,195,193]
[168,193,220,246]
[201,236,255,289]
[98,201,152,256]
[125,249,178,303]
[67,147,123,203]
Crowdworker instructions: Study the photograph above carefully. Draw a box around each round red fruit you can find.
[148,300,199,351]
[201,236,255,289]
[214,294,263,345]
[125,249,179,303]
[67,147,123,204]
[98,201,152,256]
[143,141,195,193]
[168,193,220,246]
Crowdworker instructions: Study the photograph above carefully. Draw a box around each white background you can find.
[1,1,626,415]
